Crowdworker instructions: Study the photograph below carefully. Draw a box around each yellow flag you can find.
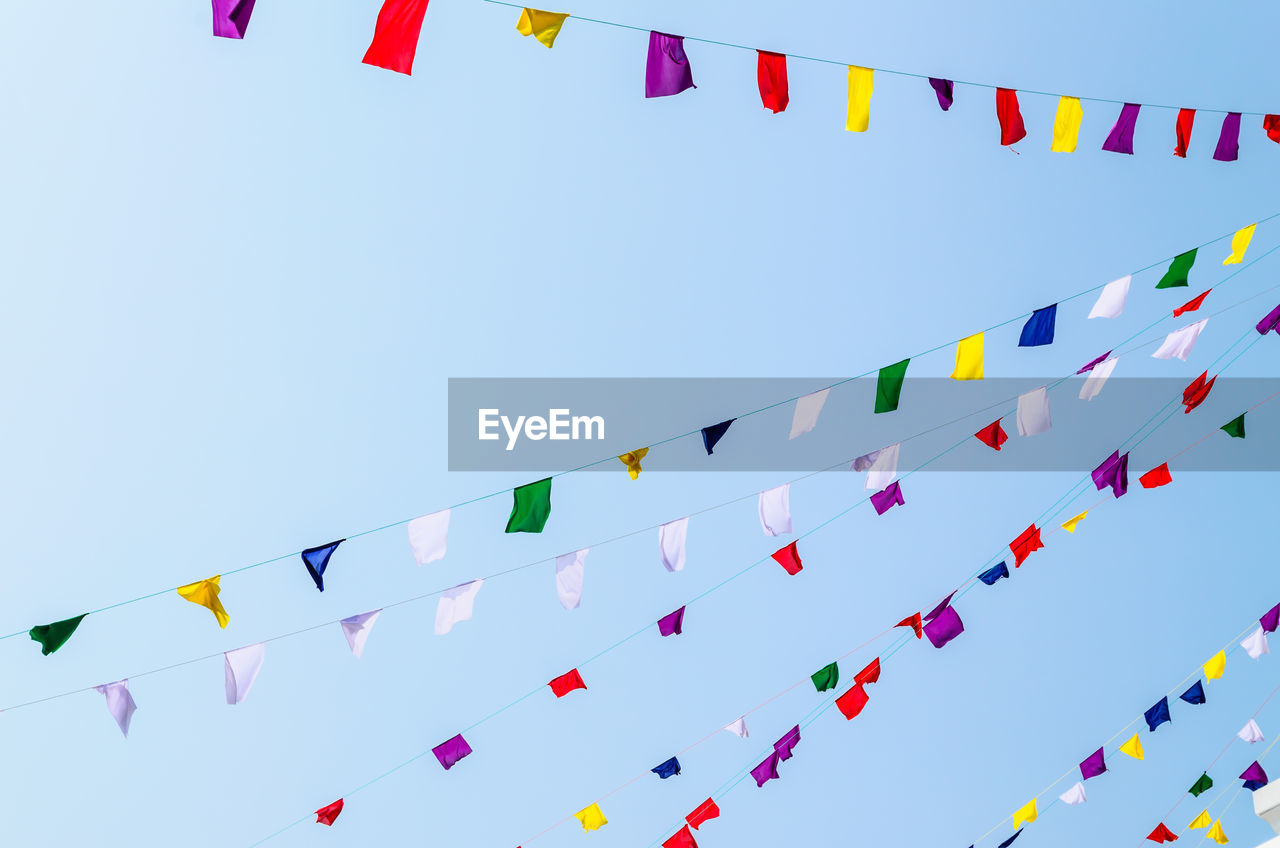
[845,66,874,132]
[1119,733,1144,760]
[951,332,985,381]
[1061,511,1088,533]
[1223,223,1256,265]
[1189,810,1212,829]
[1207,819,1229,844]
[1050,96,1083,153]
[176,575,230,629]
[618,447,649,480]
[1204,650,1226,680]
[574,802,608,832]
[515,8,570,48]
[1012,798,1038,829]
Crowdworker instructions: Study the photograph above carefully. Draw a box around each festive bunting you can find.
[176,576,230,629]
[998,831,1023,848]
[897,612,923,639]
[1010,524,1043,567]
[94,680,137,738]
[1242,626,1269,659]
[340,609,382,659]
[870,481,905,515]
[1189,773,1214,797]
[555,548,588,609]
[1258,303,1280,335]
[686,797,720,829]
[1059,782,1087,805]
[1224,224,1256,265]
[1102,103,1140,154]
[301,540,343,592]
[751,752,781,787]
[774,725,801,760]
[924,592,956,623]
[433,734,473,770]
[875,359,910,414]
[1203,650,1226,680]
[652,756,681,779]
[758,484,793,536]
[701,419,734,454]
[646,32,695,98]
[978,561,1010,585]
[855,442,900,491]
[855,657,881,685]
[574,802,607,832]
[663,825,698,848]
[1182,372,1216,414]
[1152,320,1208,361]
[811,661,840,693]
[996,88,1027,145]
[658,606,686,637]
[362,0,432,75]
[1174,108,1195,157]
[1188,810,1212,828]
[435,579,483,635]
[515,8,569,48]
[1267,115,1280,143]
[1019,305,1057,347]
[1139,462,1172,490]
[757,51,788,113]
[1080,748,1107,780]
[659,517,690,572]
[224,643,265,705]
[1120,733,1145,760]
[1213,113,1241,162]
[506,478,552,533]
[924,604,964,648]
[1091,451,1129,498]
[929,78,954,111]
[211,0,256,39]
[771,541,803,575]
[1206,820,1228,845]
[836,682,869,719]
[1239,719,1264,744]
[1013,798,1038,829]
[951,332,985,380]
[1156,250,1197,289]
[975,420,1008,451]
[549,668,587,698]
[1180,680,1206,705]
[845,66,874,132]
[1078,350,1112,374]
[29,614,86,656]
[315,798,344,826]
[790,388,829,438]
[1240,761,1269,790]
[408,508,450,565]
[618,448,649,480]
[1089,276,1131,319]
[1174,290,1211,317]
[1061,511,1088,533]
[1263,603,1280,633]
[1221,413,1247,439]
[1079,358,1118,401]
[1147,822,1178,843]
[1144,697,1171,732]
[1016,387,1052,436]
[724,717,749,738]
[1050,96,1083,153]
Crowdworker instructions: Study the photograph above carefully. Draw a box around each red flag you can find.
[896,612,922,638]
[771,541,803,575]
[1147,822,1179,842]
[756,51,789,114]
[1139,463,1173,489]
[854,657,881,685]
[315,798,344,826]
[974,419,1008,451]
[1010,524,1043,567]
[1266,114,1280,144]
[835,682,869,719]
[685,798,720,830]
[996,88,1027,145]
[548,668,587,698]
[663,825,699,848]
[1174,108,1196,157]
[362,0,431,75]
[1182,372,1216,413]
[1174,290,1211,317]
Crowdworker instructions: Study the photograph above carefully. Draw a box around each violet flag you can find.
[751,752,781,787]
[1091,451,1129,498]
[870,481,905,515]
[1241,761,1269,791]
[929,78,954,111]
[658,606,686,637]
[1261,602,1280,633]
[646,32,695,98]
[774,725,801,761]
[432,734,473,770]
[212,0,256,39]
[1214,113,1242,162]
[924,605,964,648]
[1078,351,1112,374]
[1102,103,1140,154]
[1080,747,1107,780]
[1258,303,1280,336]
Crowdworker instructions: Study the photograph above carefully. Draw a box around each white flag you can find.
[1240,719,1265,744]
[93,679,137,738]
[224,643,266,705]
[724,717,749,738]
[1016,387,1052,436]
[340,609,382,659]
[1079,358,1118,401]
[1088,275,1131,319]
[758,484,793,536]
[1242,626,1270,660]
[554,548,588,609]
[859,442,900,491]
[789,388,829,439]
[1058,782,1087,806]
[435,579,483,635]
[1152,319,1209,361]
[407,508,451,565]
[659,517,689,572]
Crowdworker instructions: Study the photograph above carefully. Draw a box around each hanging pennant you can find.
[315,798,344,826]
[340,610,382,658]
[435,579,483,635]
[1059,782,1087,806]
[1050,96,1083,153]
[790,388,829,438]
[658,606,686,636]
[211,0,256,39]
[1078,351,1112,374]
[845,66,874,132]
[1079,358,1118,401]
[646,32,695,98]
[1189,773,1214,797]
[1264,602,1280,632]
[1145,697,1171,732]
[1182,372,1216,413]
[1089,276,1131,319]
[758,483,793,536]
[951,332,985,380]
[1242,626,1270,660]
[855,657,881,685]
[929,78,954,111]
[1180,680,1206,705]
[1061,511,1088,533]
[757,51,789,113]
[1174,290,1211,317]
[998,831,1023,848]
[810,661,840,693]
[875,359,910,413]
[1102,103,1141,154]
[555,548,588,609]
[224,643,266,705]
[724,717,749,738]
[1019,305,1057,347]
[659,517,690,572]
[836,682,869,718]
[870,481,905,515]
[1156,249,1197,289]
[1240,719,1265,744]
[301,540,344,592]
[1174,108,1196,157]
[29,614,87,656]
[618,448,649,480]
[1259,303,1280,335]
[897,612,923,639]
[1012,798,1038,829]
[1080,747,1106,780]
[1152,319,1208,361]
[774,725,801,760]
[1205,820,1228,845]
[652,757,682,779]
[574,802,608,832]
[1147,822,1179,843]
[515,8,569,48]
[1010,524,1043,567]
[549,668,587,698]
[1203,650,1226,680]
[924,592,956,623]
[506,478,552,533]
[1267,114,1280,143]
[975,419,1008,451]
[408,508,450,565]
[432,734,473,770]
[1091,451,1129,498]
[176,576,230,629]
[996,88,1027,145]
[1016,387,1052,436]
[701,419,734,454]
[771,541,803,575]
[686,797,720,829]
[663,825,698,848]
[924,604,964,648]
[1119,733,1144,760]
[1189,810,1212,828]
[1139,463,1172,489]
[751,752,781,787]
[854,442,900,490]
[1213,113,1242,162]
[1224,224,1256,264]
[94,679,137,738]
[978,561,1010,584]
[362,0,432,75]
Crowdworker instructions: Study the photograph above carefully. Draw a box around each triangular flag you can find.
[1240,719,1264,744]
[1146,822,1178,843]
[756,51,789,114]
[618,447,649,480]
[929,77,954,110]
[432,733,473,770]
[408,508,450,565]
[771,541,803,575]
[1019,305,1057,347]
[1203,650,1226,680]
[1153,320,1209,361]
[29,614,87,656]
[211,0,256,39]
[657,606,685,637]
[435,579,483,635]
[1078,351,1113,374]
[515,8,569,48]
[996,88,1027,145]
[978,561,1010,585]
[1010,524,1043,566]
[1140,463,1173,489]
[951,332,985,380]
[1207,820,1229,844]
[1174,290,1211,317]
[549,668,587,698]
[758,484,793,536]
[93,679,137,738]
[652,756,681,779]
[686,798,720,830]
[1016,387,1052,436]
[1242,626,1270,659]
[362,0,432,76]
[506,478,552,533]
[340,610,382,659]
[659,517,689,572]
[1079,358,1118,401]
[1061,511,1088,533]
[1180,681,1206,705]
[1240,761,1269,790]
[875,359,910,413]
[998,831,1024,848]
[790,388,829,438]
[645,32,695,98]
[723,717,749,738]
[663,825,698,848]
[1119,733,1144,760]
[845,65,874,132]
[1145,697,1171,732]
[1080,748,1107,780]
[836,683,870,719]
[315,799,344,826]
[810,661,840,693]
[1012,798,1038,829]
[897,612,923,639]
[701,419,734,455]
[224,643,266,704]
[1264,602,1280,633]
[1182,372,1216,413]
[1059,782,1087,806]
[301,539,344,592]
[975,420,1008,451]
[1089,276,1131,319]
[177,576,230,629]
[1188,810,1212,829]
[1189,773,1214,797]
[554,548,587,609]
[1221,414,1246,439]
[1157,249,1197,289]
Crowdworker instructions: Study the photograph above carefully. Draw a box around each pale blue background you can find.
[2,1,1280,847]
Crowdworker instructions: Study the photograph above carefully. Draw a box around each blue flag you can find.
[652,756,681,779]
[1018,305,1057,347]
[301,540,344,592]
[978,561,1010,585]
[1144,696,1171,732]
[1180,680,1206,705]
[701,419,735,455]
[998,830,1023,848]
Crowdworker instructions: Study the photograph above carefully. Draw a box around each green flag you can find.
[810,661,840,693]
[875,358,910,413]
[1156,249,1197,289]
[505,477,552,533]
[1188,772,1214,797]
[29,614,87,656]
[1221,413,1246,439]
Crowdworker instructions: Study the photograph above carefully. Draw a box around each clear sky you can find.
[2,1,1280,847]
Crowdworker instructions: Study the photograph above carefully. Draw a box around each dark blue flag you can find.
[1018,305,1057,347]
[1144,696,1171,732]
[998,830,1023,848]
[1180,680,1206,705]
[301,540,344,592]
[701,420,735,455]
[652,756,681,779]
[978,562,1010,585]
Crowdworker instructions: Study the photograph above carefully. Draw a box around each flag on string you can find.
[836,682,870,719]
[549,668,587,698]
[1174,108,1196,157]
[996,88,1027,145]
[790,388,829,438]
[1157,250,1197,289]
[975,419,1008,451]
[659,517,689,572]
[1102,103,1141,154]
[574,802,607,831]
[362,0,432,75]
[435,579,483,635]
[702,420,734,454]
[1267,114,1280,143]
[658,606,686,637]
[1241,761,1269,790]
[433,734,472,770]
[751,752,781,787]
[846,66,874,132]
[758,484,792,536]
[1262,602,1280,633]
[1224,224,1256,264]
[1153,320,1208,361]
[771,541,803,575]
[1240,719,1264,744]
[1145,697,1171,732]
[1092,451,1129,498]
[1206,820,1228,845]
[177,576,230,629]
[1259,303,1280,335]
[618,448,649,480]
[978,561,1010,585]
[1051,96,1083,153]
[515,8,569,48]
[870,481,905,515]
[1010,524,1043,566]
[94,680,137,738]
[1089,276,1131,319]
[1061,511,1088,533]
[1059,782,1087,805]
[724,717,749,738]
[224,643,265,705]
[1181,680,1206,705]
[29,614,86,656]
[757,51,788,113]
[555,548,588,609]
[1013,798,1038,829]
[1120,734,1144,760]
[408,508,450,565]
[924,592,956,623]
[811,661,839,693]
[1078,350,1112,374]
[340,610,382,659]
[856,657,881,685]
[1182,372,1216,413]
[1203,650,1226,680]
[998,831,1023,848]
[1189,773,1214,797]
[1140,463,1172,489]
[1189,810,1212,828]
[774,725,801,761]
[924,605,964,648]
[506,478,552,533]
[951,332,985,380]
[687,797,720,829]
[1016,387,1052,436]
[646,32,695,98]
[1221,413,1246,439]
[875,359,910,413]
[1242,627,1269,659]
[929,78,954,111]
[897,612,923,639]
[1019,305,1057,347]
[211,0,256,38]
[1080,748,1107,780]
[1174,291,1211,317]
[664,825,698,848]
[652,756,681,779]
[1147,822,1179,843]
[1214,113,1242,162]
[1080,358,1117,401]
[315,798,343,826]
[854,442,900,490]
[301,540,343,592]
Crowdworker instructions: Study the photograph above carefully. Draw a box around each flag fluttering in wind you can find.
[362,0,432,75]
[646,32,695,98]
[516,8,569,48]
[177,576,230,629]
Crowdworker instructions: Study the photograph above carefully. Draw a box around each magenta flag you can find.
[924,605,964,648]
[1078,351,1112,374]
[211,0,256,38]
[1258,303,1280,335]
[924,591,957,623]
[646,32,695,98]
[1102,103,1141,154]
[870,481,905,515]
[1079,747,1107,780]
[1214,113,1242,162]
[929,78,954,111]
[1261,602,1280,633]
[1091,451,1129,498]
[432,734,472,770]
[774,725,801,761]
[658,606,686,637]
[751,752,781,787]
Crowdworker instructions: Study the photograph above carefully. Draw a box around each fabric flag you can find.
[177,576,230,629]
[951,332,985,380]
[1078,350,1112,374]
[855,657,881,685]
[659,517,690,572]
[211,0,256,38]
[1019,305,1057,347]
[1267,114,1280,143]
[771,541,803,575]
[1119,733,1145,760]
[435,579,483,635]
[998,831,1023,848]
[1240,719,1264,744]
[1203,650,1226,680]
[506,478,552,533]
[811,661,840,692]
[774,725,801,761]
[1152,320,1208,360]
[29,614,86,656]
[897,612,923,639]
[855,442,900,490]
[1174,290,1211,317]
[757,51,789,113]
[790,388,829,438]
[1102,103,1141,154]
[1061,511,1088,533]
[836,683,870,719]
[301,539,343,592]
[555,548,588,610]
[924,605,964,648]
[618,448,649,480]
[1145,697,1171,732]
[408,508,450,565]
[315,799,344,826]
[1224,224,1256,265]
[1262,602,1280,633]
[978,561,1010,585]
[751,752,781,787]
[875,359,910,413]
[1180,680,1206,705]
[1089,276,1131,319]
[1206,820,1228,845]
[664,825,698,848]
[845,66,874,132]
[1174,107,1196,157]
[1147,822,1179,843]
[574,802,607,832]
[549,668,587,698]
[1059,782,1087,806]
[515,8,569,48]
[1221,413,1246,439]
[1242,626,1270,660]
[724,717,749,738]
[975,419,1009,451]
[1010,524,1043,567]
[1259,303,1280,335]
[1182,372,1216,414]
[996,88,1027,145]
[924,592,956,623]
[686,797,720,829]
[1241,761,1269,790]
[1050,96,1083,152]
[701,419,734,454]
[652,756,681,779]
[1189,773,1214,797]
[870,481,905,515]
[658,606,686,637]
[929,78,954,111]
[1140,463,1172,489]
[1189,810,1212,828]
[646,32,695,98]
[1214,113,1242,162]
[1157,250,1197,289]
[758,484,793,536]
[1013,798,1038,829]
[1080,748,1107,780]
[432,734,473,770]
[340,610,382,659]
[224,643,265,705]
[94,680,137,738]
[362,0,432,75]
[1079,358,1118,401]
[1091,451,1129,498]
[1016,387,1052,436]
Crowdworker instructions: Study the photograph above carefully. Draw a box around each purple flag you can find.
[1214,113,1242,162]
[657,606,685,637]
[1079,747,1107,780]
[1241,760,1269,787]
[929,78,954,111]
[645,32,695,98]
[924,591,957,623]
[1078,351,1113,374]
[1261,602,1280,633]
[211,0,256,39]
[924,604,964,648]
[751,751,781,787]
[870,481,905,515]
[1102,103,1141,154]
[1091,451,1129,498]
[1257,303,1280,335]
[432,733,473,770]
[774,725,801,761]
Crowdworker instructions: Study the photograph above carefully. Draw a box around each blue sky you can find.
[2,1,1280,847]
